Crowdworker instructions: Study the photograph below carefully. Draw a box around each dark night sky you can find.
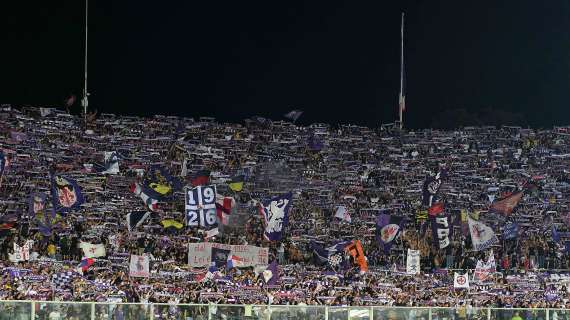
[1,1,569,128]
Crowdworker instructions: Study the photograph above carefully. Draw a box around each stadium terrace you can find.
[1,106,570,318]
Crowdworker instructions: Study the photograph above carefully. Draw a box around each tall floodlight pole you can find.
[82,0,89,122]
[398,12,405,130]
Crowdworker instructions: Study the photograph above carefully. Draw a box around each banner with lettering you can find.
[430,214,452,249]
[406,249,420,275]
[188,243,268,267]
[129,255,150,278]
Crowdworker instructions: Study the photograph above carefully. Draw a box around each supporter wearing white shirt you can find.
[48,310,61,320]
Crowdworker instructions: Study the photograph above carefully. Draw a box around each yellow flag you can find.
[149,183,171,195]
[228,181,244,192]
[460,209,468,223]
[161,219,183,229]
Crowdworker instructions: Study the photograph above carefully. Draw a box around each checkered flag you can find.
[51,271,79,289]
[328,253,343,267]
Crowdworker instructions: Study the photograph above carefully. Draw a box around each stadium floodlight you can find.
[82,0,89,121]
[398,12,405,130]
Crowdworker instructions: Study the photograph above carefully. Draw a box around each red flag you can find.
[79,258,95,272]
[345,240,368,273]
[428,202,444,216]
[216,196,234,225]
[490,191,523,215]
[191,170,210,187]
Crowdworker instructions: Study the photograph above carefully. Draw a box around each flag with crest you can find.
[259,193,293,241]
[29,193,58,236]
[263,260,280,285]
[468,217,498,251]
[375,214,404,253]
[311,240,352,270]
[422,171,443,206]
[50,174,85,213]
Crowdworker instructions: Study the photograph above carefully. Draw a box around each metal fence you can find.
[0,301,568,320]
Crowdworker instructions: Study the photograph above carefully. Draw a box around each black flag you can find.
[126,211,151,232]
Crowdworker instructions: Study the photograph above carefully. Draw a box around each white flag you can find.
[334,206,352,223]
[205,227,219,239]
[486,250,496,271]
[406,249,420,275]
[79,242,106,258]
[284,110,303,122]
[40,108,53,117]
[129,254,150,278]
[262,270,273,283]
[181,158,188,177]
[468,217,498,251]
[11,240,33,262]
[454,272,470,289]
[473,260,490,282]
[102,151,120,174]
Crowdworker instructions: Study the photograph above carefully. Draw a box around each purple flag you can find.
[265,260,280,285]
[259,193,292,241]
[375,213,404,253]
[50,174,85,213]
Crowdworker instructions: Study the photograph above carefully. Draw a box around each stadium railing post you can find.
[369,306,374,320]
[324,306,328,320]
[90,302,95,320]
[150,304,155,320]
[546,308,549,320]
[486,307,491,320]
[428,308,432,320]
[208,303,212,320]
[30,301,35,319]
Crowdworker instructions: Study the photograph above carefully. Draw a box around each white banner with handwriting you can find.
[188,243,268,267]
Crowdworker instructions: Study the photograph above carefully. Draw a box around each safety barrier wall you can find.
[0,301,563,320]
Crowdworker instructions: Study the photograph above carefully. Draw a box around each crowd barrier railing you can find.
[0,300,563,320]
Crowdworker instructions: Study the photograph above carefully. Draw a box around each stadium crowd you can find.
[1,105,570,319]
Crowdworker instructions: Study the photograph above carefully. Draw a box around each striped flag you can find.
[78,258,95,272]
[130,183,158,211]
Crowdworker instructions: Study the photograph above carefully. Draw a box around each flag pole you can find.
[82,0,89,123]
[398,12,405,130]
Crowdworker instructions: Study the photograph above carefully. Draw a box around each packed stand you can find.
[0,105,570,313]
